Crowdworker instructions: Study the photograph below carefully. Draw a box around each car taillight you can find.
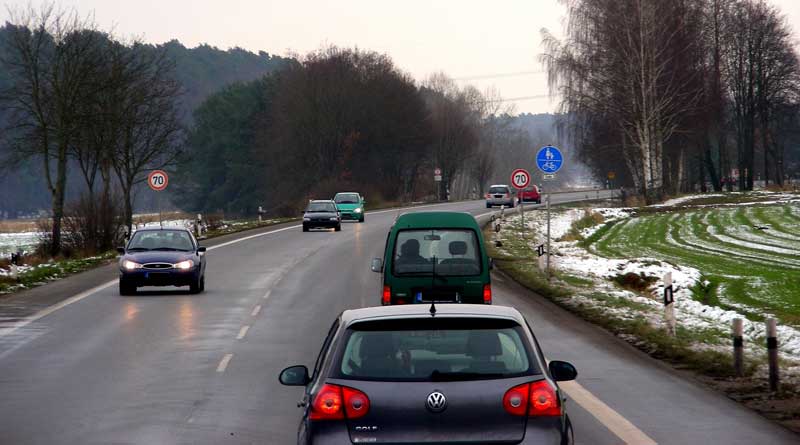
[503,383,529,416]
[485,193,491,198]
[382,285,391,305]
[483,284,492,304]
[342,386,370,419]
[310,384,344,420]
[310,384,370,421]
[503,381,560,417]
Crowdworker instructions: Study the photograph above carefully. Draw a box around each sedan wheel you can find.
[190,276,203,294]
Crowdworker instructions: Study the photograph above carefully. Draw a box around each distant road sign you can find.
[434,167,442,175]
[511,168,531,189]
[536,146,563,174]
[148,170,169,191]
[608,171,616,180]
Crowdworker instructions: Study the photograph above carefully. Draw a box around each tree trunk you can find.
[51,146,69,257]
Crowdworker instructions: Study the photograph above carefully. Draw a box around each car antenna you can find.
[429,301,436,316]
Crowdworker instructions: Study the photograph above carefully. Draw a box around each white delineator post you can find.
[663,272,676,336]
[733,318,744,377]
[767,318,779,391]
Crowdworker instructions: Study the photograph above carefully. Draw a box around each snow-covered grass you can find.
[489,192,800,377]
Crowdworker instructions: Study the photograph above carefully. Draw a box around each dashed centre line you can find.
[263,290,272,300]
[236,325,250,340]
[216,353,233,373]
[251,305,262,317]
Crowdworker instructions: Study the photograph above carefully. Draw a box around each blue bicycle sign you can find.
[536,146,563,174]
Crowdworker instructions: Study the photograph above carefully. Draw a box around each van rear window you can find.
[393,229,481,277]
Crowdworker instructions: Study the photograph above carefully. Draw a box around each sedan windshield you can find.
[307,202,337,212]
[128,231,194,251]
[334,193,360,204]
[336,318,535,381]
[393,229,481,276]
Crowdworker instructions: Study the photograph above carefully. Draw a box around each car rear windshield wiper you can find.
[429,370,505,381]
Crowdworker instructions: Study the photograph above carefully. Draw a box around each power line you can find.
[454,70,545,81]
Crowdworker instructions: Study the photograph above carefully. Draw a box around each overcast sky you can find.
[3,0,800,115]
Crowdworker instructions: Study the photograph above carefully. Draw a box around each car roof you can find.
[393,211,479,229]
[489,184,510,188]
[334,192,360,195]
[132,227,191,233]
[340,304,526,328]
[309,199,335,203]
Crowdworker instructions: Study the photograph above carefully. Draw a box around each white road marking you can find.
[262,290,271,300]
[559,380,658,445]
[250,305,261,317]
[216,353,233,373]
[236,325,250,340]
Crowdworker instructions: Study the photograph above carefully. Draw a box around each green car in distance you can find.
[333,192,366,222]
[371,211,493,305]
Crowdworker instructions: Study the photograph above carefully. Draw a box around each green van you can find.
[370,211,493,305]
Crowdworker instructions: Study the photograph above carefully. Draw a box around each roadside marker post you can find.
[733,318,744,377]
[663,272,676,336]
[545,195,551,280]
[767,318,779,391]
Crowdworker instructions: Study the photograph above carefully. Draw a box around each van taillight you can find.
[503,381,560,417]
[483,284,492,304]
[382,285,391,305]
[310,384,370,421]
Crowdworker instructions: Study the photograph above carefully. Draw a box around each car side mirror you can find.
[549,360,577,382]
[279,365,310,386]
[371,258,383,273]
[197,246,206,253]
[116,247,125,254]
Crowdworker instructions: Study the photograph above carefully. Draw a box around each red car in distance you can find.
[518,185,541,204]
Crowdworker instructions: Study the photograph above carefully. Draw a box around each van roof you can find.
[393,211,479,229]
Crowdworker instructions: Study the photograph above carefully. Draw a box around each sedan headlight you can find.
[174,260,194,270]
[354,208,362,213]
[122,260,142,270]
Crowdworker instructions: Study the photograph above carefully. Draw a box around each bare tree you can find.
[0,4,104,255]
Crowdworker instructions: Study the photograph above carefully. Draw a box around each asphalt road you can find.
[0,192,796,444]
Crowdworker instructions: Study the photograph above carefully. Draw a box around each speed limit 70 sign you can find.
[511,168,530,189]
[148,170,169,191]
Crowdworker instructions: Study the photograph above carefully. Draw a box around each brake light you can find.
[485,193,491,198]
[310,384,370,421]
[503,381,560,417]
[382,285,391,305]
[483,284,492,304]
[503,383,529,416]
[342,386,370,419]
[528,381,560,416]
[310,384,344,420]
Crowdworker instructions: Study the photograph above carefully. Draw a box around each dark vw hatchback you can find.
[279,304,576,444]
[117,227,207,295]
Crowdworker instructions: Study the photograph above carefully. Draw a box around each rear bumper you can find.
[486,198,514,206]
[339,212,362,220]
[119,269,199,287]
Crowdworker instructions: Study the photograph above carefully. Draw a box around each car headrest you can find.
[359,333,394,360]
[466,330,502,357]
[401,239,420,256]
[449,241,467,256]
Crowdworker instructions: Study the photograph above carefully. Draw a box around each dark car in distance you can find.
[279,304,577,444]
[117,227,207,295]
[303,200,342,232]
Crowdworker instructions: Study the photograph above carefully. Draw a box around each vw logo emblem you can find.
[426,391,447,413]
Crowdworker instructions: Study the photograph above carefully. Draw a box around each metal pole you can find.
[546,194,551,280]
[733,318,744,377]
[767,318,779,391]
[158,191,162,228]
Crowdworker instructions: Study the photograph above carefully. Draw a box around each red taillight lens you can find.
[483,284,492,304]
[503,381,560,417]
[485,193,491,198]
[342,386,370,419]
[528,381,560,416]
[310,384,344,420]
[503,383,530,416]
[382,285,391,305]
[310,384,370,421]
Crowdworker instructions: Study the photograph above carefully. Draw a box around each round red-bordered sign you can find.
[148,170,169,191]
[510,168,530,189]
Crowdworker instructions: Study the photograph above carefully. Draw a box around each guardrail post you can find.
[767,318,779,391]
[733,318,744,377]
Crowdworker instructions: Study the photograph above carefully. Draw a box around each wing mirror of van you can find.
[371,258,384,273]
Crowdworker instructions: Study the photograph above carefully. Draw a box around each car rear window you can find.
[489,186,508,194]
[307,202,337,212]
[392,229,481,277]
[334,318,537,382]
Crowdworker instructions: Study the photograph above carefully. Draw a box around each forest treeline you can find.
[542,0,800,201]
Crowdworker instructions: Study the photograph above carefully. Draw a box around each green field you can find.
[589,203,800,325]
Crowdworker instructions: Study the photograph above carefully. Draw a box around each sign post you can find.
[511,168,530,236]
[434,167,442,201]
[147,170,169,228]
[535,146,563,280]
